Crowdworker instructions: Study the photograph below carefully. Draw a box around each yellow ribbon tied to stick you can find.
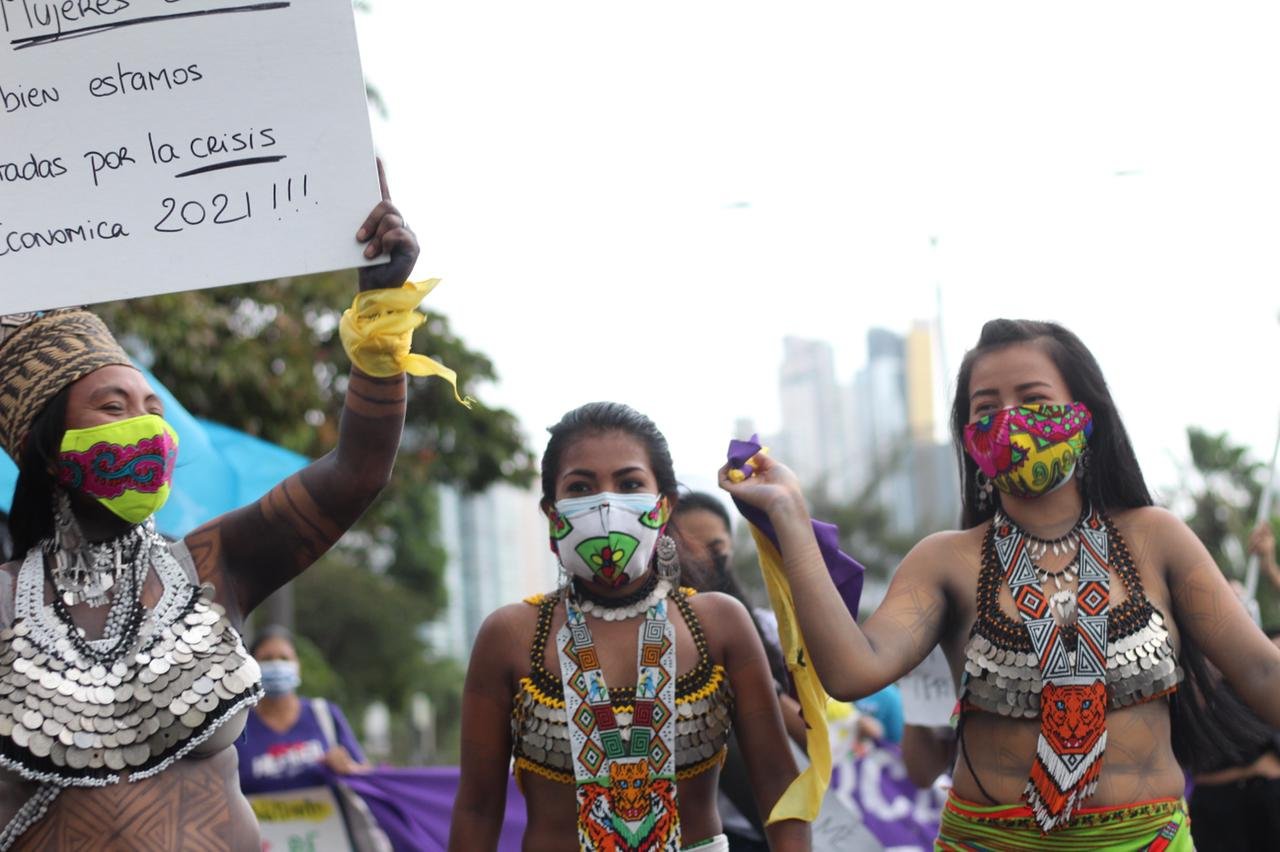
[339,279,473,407]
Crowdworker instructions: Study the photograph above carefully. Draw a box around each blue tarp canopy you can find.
[0,366,309,538]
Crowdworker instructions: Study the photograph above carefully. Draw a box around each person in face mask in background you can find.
[720,318,1280,849]
[672,493,808,852]
[238,626,370,794]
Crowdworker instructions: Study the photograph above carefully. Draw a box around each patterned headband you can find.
[0,309,133,462]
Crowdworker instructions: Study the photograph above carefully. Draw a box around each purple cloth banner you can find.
[348,747,942,852]
[337,767,527,852]
[829,743,945,851]
[726,435,866,618]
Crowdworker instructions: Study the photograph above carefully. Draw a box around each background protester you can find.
[450,403,809,852]
[720,318,1280,848]
[672,491,802,851]
[1185,571,1280,850]
[0,166,422,848]
[239,626,371,793]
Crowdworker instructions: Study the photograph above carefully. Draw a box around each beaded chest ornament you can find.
[556,592,680,851]
[993,506,1110,833]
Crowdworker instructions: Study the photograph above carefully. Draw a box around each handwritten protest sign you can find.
[0,0,381,313]
[249,785,354,852]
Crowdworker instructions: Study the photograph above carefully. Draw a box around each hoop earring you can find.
[655,535,680,582]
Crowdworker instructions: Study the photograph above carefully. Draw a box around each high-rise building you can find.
[770,323,959,541]
[904,320,960,530]
[905,320,936,444]
[851,328,916,534]
[777,337,851,503]
[426,483,558,659]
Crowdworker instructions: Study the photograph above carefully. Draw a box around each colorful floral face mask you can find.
[962,402,1092,499]
[58,414,179,524]
[548,492,670,587]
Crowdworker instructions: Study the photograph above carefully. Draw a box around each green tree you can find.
[1175,427,1279,630]
[99,271,535,738]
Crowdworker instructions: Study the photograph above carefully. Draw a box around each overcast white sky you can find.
[353,2,1280,506]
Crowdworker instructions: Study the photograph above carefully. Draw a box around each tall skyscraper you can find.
[771,323,959,541]
[426,483,558,659]
[851,328,916,533]
[777,337,851,503]
[905,320,936,444]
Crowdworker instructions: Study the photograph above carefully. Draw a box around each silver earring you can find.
[975,471,994,511]
[655,535,680,582]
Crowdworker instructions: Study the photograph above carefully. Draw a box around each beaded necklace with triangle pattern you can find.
[992,504,1111,834]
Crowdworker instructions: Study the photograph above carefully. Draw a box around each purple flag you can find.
[726,435,865,618]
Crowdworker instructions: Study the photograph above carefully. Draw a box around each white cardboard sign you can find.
[0,0,381,313]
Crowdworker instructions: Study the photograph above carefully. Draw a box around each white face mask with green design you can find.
[548,492,671,589]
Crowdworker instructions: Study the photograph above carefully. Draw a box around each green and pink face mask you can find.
[57,414,179,525]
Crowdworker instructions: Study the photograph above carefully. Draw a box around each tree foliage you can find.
[1176,427,1279,630]
[98,272,535,725]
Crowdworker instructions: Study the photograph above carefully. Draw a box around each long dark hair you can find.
[540,402,678,507]
[670,492,790,687]
[950,319,1152,529]
[7,388,69,560]
[950,319,1267,778]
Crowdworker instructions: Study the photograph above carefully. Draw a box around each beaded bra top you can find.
[511,589,733,786]
[0,540,262,786]
[960,511,1181,720]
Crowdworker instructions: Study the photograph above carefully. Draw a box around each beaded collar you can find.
[0,541,262,788]
[526,589,716,704]
[511,589,733,787]
[960,510,1182,717]
[970,511,1154,653]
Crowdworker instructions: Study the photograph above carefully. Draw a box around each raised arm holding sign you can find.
[0,0,470,844]
[0,159,447,848]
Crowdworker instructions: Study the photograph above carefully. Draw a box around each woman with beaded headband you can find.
[719,319,1280,849]
[449,402,809,852]
[0,162,428,849]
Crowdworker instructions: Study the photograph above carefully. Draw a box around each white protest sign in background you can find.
[0,0,381,313]
[249,785,354,852]
[898,647,955,727]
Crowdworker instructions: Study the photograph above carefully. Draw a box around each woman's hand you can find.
[717,452,807,520]
[323,745,371,775]
[1251,521,1280,590]
[1250,521,1277,563]
[356,159,419,292]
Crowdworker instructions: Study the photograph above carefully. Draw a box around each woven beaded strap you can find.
[994,506,1110,833]
[556,593,681,851]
